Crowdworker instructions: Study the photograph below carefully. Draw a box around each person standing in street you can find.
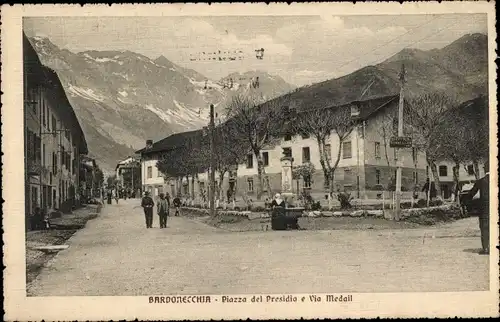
[173,195,181,216]
[114,189,119,204]
[141,191,155,228]
[467,160,490,255]
[422,178,437,201]
[157,193,170,228]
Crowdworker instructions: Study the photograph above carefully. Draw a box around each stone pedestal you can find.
[280,156,294,200]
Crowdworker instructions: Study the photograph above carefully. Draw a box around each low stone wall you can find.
[181,204,464,225]
[400,204,465,225]
[181,207,269,220]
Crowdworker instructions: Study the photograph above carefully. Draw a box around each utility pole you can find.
[209,104,216,217]
[395,64,406,221]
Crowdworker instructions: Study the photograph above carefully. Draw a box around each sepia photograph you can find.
[2,2,498,320]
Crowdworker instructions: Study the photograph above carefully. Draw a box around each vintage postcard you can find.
[2,2,498,320]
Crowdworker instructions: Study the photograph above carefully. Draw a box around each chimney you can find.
[146,140,153,149]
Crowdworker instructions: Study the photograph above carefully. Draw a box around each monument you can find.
[280,153,294,202]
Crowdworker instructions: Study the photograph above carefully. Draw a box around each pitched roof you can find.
[24,32,88,154]
[135,129,203,155]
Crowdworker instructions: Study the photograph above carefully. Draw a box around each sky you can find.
[23,14,487,86]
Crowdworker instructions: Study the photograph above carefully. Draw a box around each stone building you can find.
[24,32,88,227]
[136,94,428,202]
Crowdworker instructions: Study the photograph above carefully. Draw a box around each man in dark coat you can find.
[467,161,490,255]
[141,191,155,228]
[422,178,437,200]
[173,195,181,216]
[157,193,170,229]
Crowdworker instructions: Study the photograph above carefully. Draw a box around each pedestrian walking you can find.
[114,189,119,204]
[107,190,112,205]
[141,191,155,228]
[467,161,490,255]
[157,193,170,228]
[173,195,181,216]
[422,178,437,201]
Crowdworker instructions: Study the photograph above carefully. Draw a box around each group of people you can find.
[140,192,182,229]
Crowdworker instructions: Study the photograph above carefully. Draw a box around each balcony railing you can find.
[27,159,42,176]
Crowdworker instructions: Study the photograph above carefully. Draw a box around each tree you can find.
[156,134,208,199]
[290,105,355,195]
[405,92,458,199]
[212,122,247,200]
[292,162,316,195]
[437,95,489,201]
[225,94,284,200]
[373,108,398,191]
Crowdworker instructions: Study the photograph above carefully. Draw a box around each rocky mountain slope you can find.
[275,33,488,111]
[28,37,295,172]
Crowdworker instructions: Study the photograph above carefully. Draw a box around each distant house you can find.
[115,156,141,195]
[137,94,429,201]
[80,156,97,200]
[24,32,88,225]
[135,130,203,198]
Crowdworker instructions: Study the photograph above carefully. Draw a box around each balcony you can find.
[27,159,42,176]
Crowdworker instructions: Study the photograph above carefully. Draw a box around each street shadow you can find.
[463,248,483,254]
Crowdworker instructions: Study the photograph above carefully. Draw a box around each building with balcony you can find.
[136,94,429,202]
[24,33,88,227]
[115,156,142,197]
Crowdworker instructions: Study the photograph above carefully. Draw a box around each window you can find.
[342,141,352,159]
[467,164,475,176]
[439,165,448,177]
[375,169,381,185]
[42,97,46,127]
[413,171,418,184]
[262,152,269,166]
[350,105,360,117]
[412,148,418,163]
[392,118,398,135]
[147,166,152,179]
[325,144,332,162]
[31,186,38,212]
[302,147,310,163]
[284,134,292,141]
[42,144,45,166]
[61,147,65,166]
[301,133,310,139]
[52,116,56,133]
[247,178,254,192]
[263,176,270,192]
[283,147,292,158]
[246,154,253,168]
[52,152,58,173]
[374,142,381,159]
[304,175,311,189]
[157,167,163,177]
[199,182,205,191]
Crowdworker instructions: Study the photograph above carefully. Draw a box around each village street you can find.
[27,199,489,296]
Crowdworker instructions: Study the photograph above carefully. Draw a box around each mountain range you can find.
[28,36,295,172]
[28,32,488,172]
[279,33,487,110]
